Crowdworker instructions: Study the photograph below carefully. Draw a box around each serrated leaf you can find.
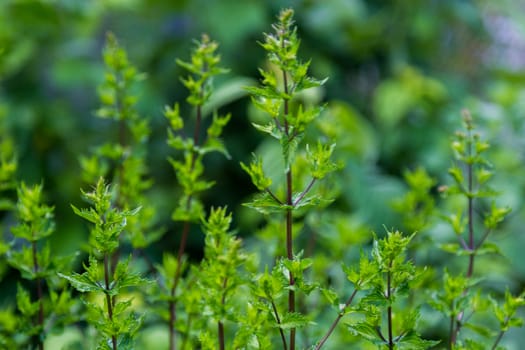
[347,322,383,345]
[252,122,281,139]
[281,133,301,172]
[58,272,102,293]
[277,312,310,330]
[243,192,291,214]
[397,332,441,349]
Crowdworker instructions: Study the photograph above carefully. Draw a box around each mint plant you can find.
[60,179,147,350]
[162,33,230,350]
[434,110,514,348]
[195,206,248,350]
[1,6,524,350]
[6,183,76,350]
[81,32,160,251]
[242,8,338,349]
[315,230,439,349]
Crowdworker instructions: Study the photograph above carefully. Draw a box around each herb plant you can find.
[242,8,338,350]
[7,183,75,350]
[0,6,523,350]
[60,179,146,350]
[432,110,518,349]
[161,33,230,350]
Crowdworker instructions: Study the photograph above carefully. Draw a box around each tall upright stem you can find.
[314,289,358,350]
[282,66,296,350]
[466,158,474,278]
[386,263,394,350]
[218,277,228,350]
[32,240,44,350]
[452,127,475,347]
[169,92,204,350]
[104,254,117,350]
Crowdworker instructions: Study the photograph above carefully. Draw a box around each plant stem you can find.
[466,158,474,279]
[452,132,475,346]
[266,188,283,205]
[169,90,204,350]
[218,277,228,350]
[32,240,44,350]
[386,264,394,350]
[449,313,456,350]
[281,47,296,349]
[271,299,288,350]
[314,289,358,350]
[491,326,507,350]
[104,254,117,350]
[293,178,316,206]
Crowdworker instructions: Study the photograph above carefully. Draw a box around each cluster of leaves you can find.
[80,32,160,249]
[429,111,520,349]
[1,182,76,349]
[0,5,524,350]
[60,179,146,350]
[318,230,439,350]
[241,8,339,350]
[157,33,232,350]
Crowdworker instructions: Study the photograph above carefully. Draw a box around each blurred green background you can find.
[1,0,525,346]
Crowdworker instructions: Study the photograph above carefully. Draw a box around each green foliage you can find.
[166,34,230,223]
[162,32,231,350]
[5,183,76,349]
[431,110,518,348]
[343,231,439,350]
[1,3,524,350]
[197,207,248,347]
[81,32,159,249]
[242,8,338,350]
[61,178,146,349]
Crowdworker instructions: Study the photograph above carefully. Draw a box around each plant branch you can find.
[314,288,358,350]
[218,277,228,350]
[271,299,288,350]
[476,228,492,250]
[104,253,117,350]
[266,187,283,205]
[491,321,508,350]
[386,265,394,350]
[169,79,205,350]
[466,161,474,279]
[32,240,44,350]
[293,178,316,206]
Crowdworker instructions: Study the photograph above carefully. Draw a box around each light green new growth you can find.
[8,183,76,350]
[242,8,337,350]
[81,32,159,249]
[316,230,439,349]
[197,207,248,350]
[437,110,514,348]
[163,33,230,350]
[60,178,146,350]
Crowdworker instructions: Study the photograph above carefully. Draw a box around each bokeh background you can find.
[1,0,525,347]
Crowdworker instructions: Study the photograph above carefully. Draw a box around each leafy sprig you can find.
[7,183,76,350]
[60,178,146,350]
[162,33,230,350]
[242,8,337,350]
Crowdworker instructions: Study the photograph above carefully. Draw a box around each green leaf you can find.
[281,132,301,173]
[16,284,39,317]
[347,322,384,345]
[58,271,102,293]
[277,312,310,330]
[240,154,273,191]
[397,332,441,349]
[243,192,291,214]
